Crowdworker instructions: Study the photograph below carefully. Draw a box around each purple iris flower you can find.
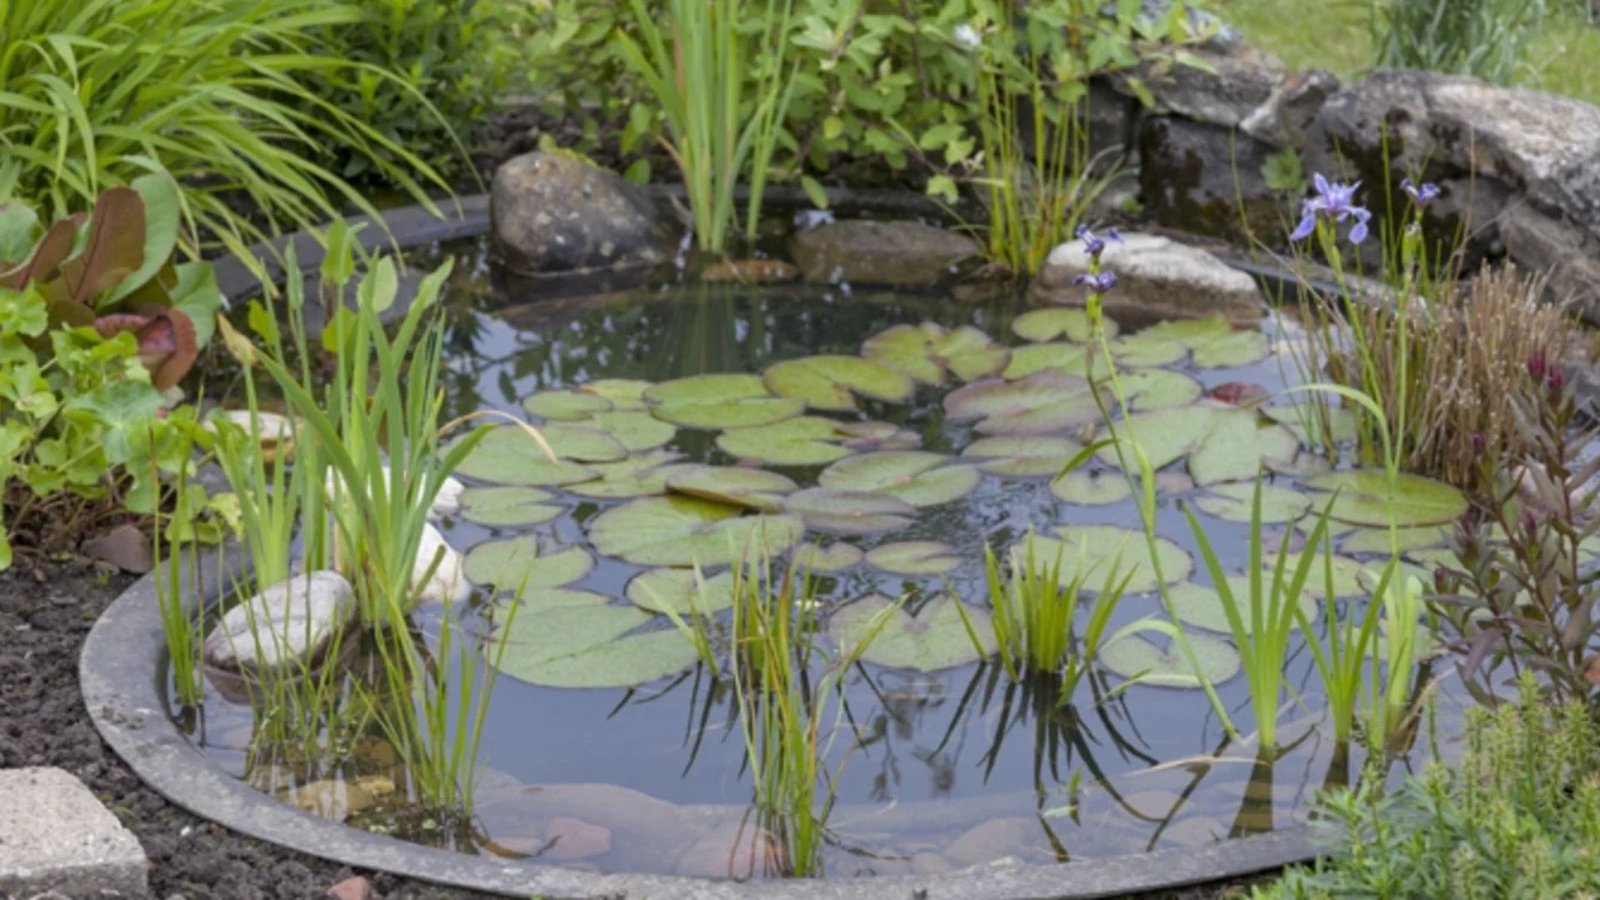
[1401,178,1440,207]
[1074,271,1117,293]
[1076,224,1123,259]
[1289,173,1372,244]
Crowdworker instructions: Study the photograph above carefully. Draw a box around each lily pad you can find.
[563,451,692,499]
[791,542,865,573]
[580,410,677,452]
[866,541,962,575]
[830,595,995,671]
[625,568,737,615]
[464,536,595,591]
[589,495,805,567]
[1188,413,1301,486]
[962,435,1084,478]
[1341,524,1450,556]
[666,466,798,512]
[581,379,652,411]
[1135,315,1231,343]
[1100,630,1240,688]
[458,486,564,527]
[862,323,1010,385]
[523,390,612,421]
[1263,404,1360,446]
[1012,307,1113,343]
[1031,525,1192,593]
[645,374,804,429]
[937,325,1013,382]
[452,424,620,487]
[837,421,920,451]
[818,451,980,507]
[1263,552,1370,599]
[944,371,1105,436]
[1190,331,1271,369]
[492,603,698,688]
[784,488,916,536]
[1193,482,1311,524]
[1002,343,1090,380]
[717,416,853,466]
[1116,370,1203,411]
[764,355,915,411]
[1304,470,1468,527]
[1108,336,1187,367]
[1050,470,1133,505]
[503,589,610,613]
[1167,578,1319,636]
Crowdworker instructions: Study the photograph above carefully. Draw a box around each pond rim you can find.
[86,196,1329,899]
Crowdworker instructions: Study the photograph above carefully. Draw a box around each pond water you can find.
[177,237,1472,879]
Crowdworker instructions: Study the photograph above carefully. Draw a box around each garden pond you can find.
[176,236,1477,879]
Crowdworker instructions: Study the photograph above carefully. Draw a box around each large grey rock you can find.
[0,767,148,898]
[1241,68,1342,149]
[1121,42,1286,130]
[412,522,468,606]
[789,220,980,287]
[475,783,705,873]
[1137,116,1283,246]
[1499,205,1600,323]
[1033,231,1265,325]
[204,570,355,673]
[490,152,668,275]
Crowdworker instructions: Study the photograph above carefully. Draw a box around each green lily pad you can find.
[784,488,916,536]
[580,410,677,452]
[564,451,692,499]
[1012,308,1114,343]
[1167,578,1319,635]
[464,536,595,591]
[1094,406,1217,471]
[589,495,805,567]
[1341,524,1451,556]
[764,355,915,411]
[962,435,1084,478]
[830,595,995,671]
[1116,370,1204,411]
[492,603,698,688]
[1002,343,1091,380]
[523,390,613,421]
[452,424,618,486]
[502,589,610,613]
[1193,482,1311,524]
[1188,413,1302,486]
[1264,552,1370,599]
[865,541,962,575]
[1135,315,1231,343]
[1190,331,1271,369]
[944,371,1105,436]
[837,421,921,451]
[1109,336,1187,367]
[458,486,564,527]
[1031,525,1192,594]
[937,325,1013,382]
[581,379,652,411]
[1263,404,1360,446]
[717,416,852,466]
[645,374,804,429]
[1050,470,1133,505]
[625,568,737,615]
[666,465,798,512]
[818,451,980,507]
[1100,630,1240,688]
[791,542,865,573]
[862,323,1011,385]
[1304,470,1468,527]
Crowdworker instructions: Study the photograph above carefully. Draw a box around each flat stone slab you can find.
[0,767,147,898]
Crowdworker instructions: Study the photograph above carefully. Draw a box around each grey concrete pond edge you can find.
[85,197,1329,899]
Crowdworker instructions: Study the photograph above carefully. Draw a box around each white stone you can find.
[326,466,465,521]
[412,522,469,606]
[1034,231,1264,325]
[0,768,148,898]
[204,570,355,672]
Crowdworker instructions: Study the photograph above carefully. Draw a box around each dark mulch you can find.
[0,558,492,900]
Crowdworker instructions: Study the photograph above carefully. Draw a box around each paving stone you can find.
[0,767,148,898]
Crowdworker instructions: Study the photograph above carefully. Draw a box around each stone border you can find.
[84,199,1328,898]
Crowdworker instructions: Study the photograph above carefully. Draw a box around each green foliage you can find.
[1368,0,1551,84]
[1259,675,1600,898]
[0,0,449,262]
[291,0,511,185]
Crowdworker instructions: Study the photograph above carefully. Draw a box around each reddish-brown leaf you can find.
[0,214,84,289]
[57,187,146,304]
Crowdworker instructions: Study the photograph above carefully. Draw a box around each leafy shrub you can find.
[292,0,512,185]
[1258,675,1600,898]
[0,0,448,260]
[1368,0,1551,84]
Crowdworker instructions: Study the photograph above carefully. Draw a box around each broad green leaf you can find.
[1001,343,1090,379]
[492,604,698,688]
[645,374,803,429]
[830,595,994,671]
[944,371,1104,435]
[1011,307,1115,343]
[1263,404,1360,446]
[717,416,852,466]
[1304,470,1468,527]
[665,465,797,512]
[1116,369,1203,411]
[1031,525,1192,593]
[865,541,961,575]
[837,421,920,451]
[763,355,914,411]
[1108,336,1187,367]
[1187,412,1301,485]
[589,495,804,567]
[625,568,736,614]
[864,323,1012,385]
[784,487,916,536]
[1100,630,1240,688]
[962,435,1083,478]
[818,451,979,507]
[791,542,864,573]
[581,379,652,411]
[458,486,564,527]
[1050,470,1132,505]
[1190,331,1270,369]
[452,425,602,487]
[1341,524,1450,556]
[563,451,693,499]
[1193,482,1310,524]
[1167,578,1318,635]
[524,389,613,420]
[464,536,594,590]
[580,410,676,451]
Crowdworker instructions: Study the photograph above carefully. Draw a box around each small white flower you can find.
[953,23,982,51]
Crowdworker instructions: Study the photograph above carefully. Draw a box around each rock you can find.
[208,409,296,462]
[476,783,703,873]
[1032,231,1265,325]
[1137,116,1283,246]
[1158,815,1226,848]
[543,817,613,862]
[789,220,980,287]
[0,767,148,899]
[412,522,468,606]
[490,151,668,276]
[278,775,394,822]
[1241,69,1341,149]
[204,571,356,673]
[701,259,800,284]
[1121,42,1286,130]
[326,876,372,900]
[79,523,153,574]
[325,467,466,521]
[942,817,1040,867]
[911,851,954,875]
[674,821,785,878]
[1498,206,1600,324]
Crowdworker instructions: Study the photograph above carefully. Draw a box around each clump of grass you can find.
[1367,0,1550,85]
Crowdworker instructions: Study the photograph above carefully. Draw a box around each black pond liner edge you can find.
[84,196,1329,900]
